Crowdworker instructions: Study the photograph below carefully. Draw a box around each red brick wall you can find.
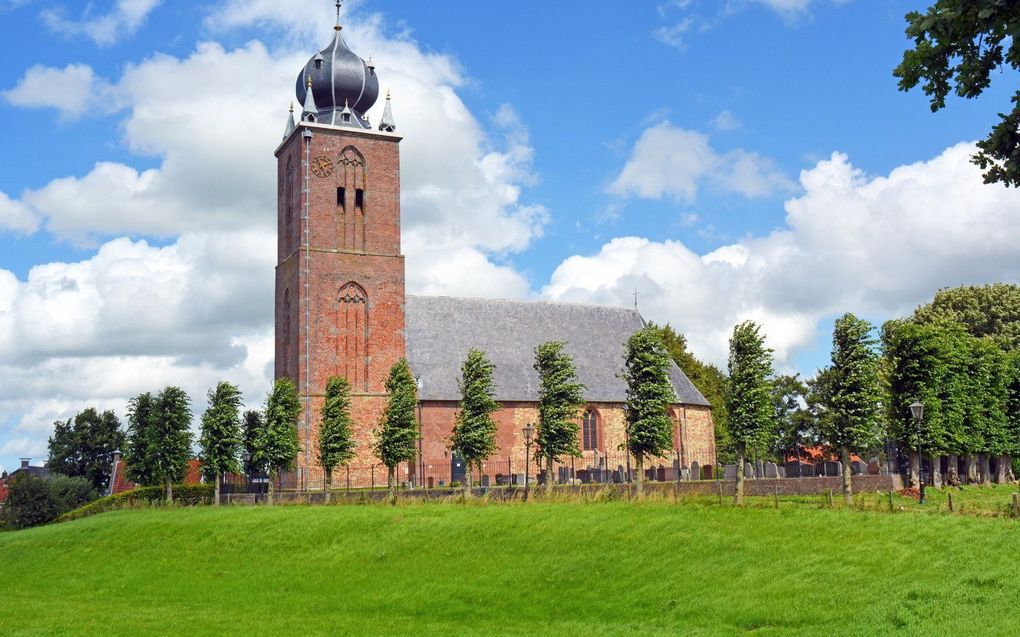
[276,124,405,485]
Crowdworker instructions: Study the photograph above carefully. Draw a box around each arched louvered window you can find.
[337,146,367,250]
[582,410,599,451]
[338,282,369,391]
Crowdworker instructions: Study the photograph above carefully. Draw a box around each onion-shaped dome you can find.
[296,25,379,128]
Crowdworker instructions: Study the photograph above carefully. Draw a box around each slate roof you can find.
[405,296,710,406]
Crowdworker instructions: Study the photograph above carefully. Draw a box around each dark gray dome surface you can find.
[296,29,379,124]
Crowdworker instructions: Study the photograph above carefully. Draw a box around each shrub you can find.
[2,474,61,530]
[59,483,214,523]
[48,475,100,513]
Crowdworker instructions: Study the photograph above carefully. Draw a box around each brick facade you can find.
[275,122,716,490]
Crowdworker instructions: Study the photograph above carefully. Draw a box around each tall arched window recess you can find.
[337,282,369,391]
[582,410,599,451]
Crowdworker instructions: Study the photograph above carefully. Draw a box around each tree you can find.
[623,327,676,497]
[450,350,500,496]
[148,387,194,502]
[895,2,1020,187]
[125,393,158,487]
[725,321,774,505]
[242,410,265,476]
[255,378,302,504]
[319,377,357,494]
[533,342,586,494]
[820,314,883,503]
[914,284,1020,350]
[654,324,733,462]
[198,382,244,505]
[374,360,419,499]
[47,408,125,493]
[770,374,814,467]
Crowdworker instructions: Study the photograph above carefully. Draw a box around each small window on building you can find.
[314,59,323,70]
[582,410,599,451]
[355,188,364,212]
[337,187,346,211]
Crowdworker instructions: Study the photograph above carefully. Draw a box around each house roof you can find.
[405,296,710,406]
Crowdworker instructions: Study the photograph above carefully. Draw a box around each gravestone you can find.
[744,463,754,478]
[851,461,866,476]
[778,466,786,478]
[755,459,765,479]
[724,464,737,480]
[680,468,690,481]
[690,461,700,481]
[867,458,881,476]
[764,462,780,478]
[481,475,490,487]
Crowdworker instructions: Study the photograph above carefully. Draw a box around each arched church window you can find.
[285,157,294,247]
[582,410,599,451]
[282,289,292,376]
[337,146,368,250]
[337,282,369,391]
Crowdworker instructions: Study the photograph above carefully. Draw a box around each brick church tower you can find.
[274,8,404,488]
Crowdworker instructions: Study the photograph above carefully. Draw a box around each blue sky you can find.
[1,0,1019,472]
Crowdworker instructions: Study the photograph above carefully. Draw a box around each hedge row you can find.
[58,484,214,523]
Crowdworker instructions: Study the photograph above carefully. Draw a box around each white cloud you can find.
[2,64,114,120]
[547,142,1020,369]
[609,121,795,203]
[0,191,38,234]
[41,0,161,46]
[711,110,741,132]
[653,17,695,49]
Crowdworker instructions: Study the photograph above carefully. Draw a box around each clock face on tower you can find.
[311,155,334,178]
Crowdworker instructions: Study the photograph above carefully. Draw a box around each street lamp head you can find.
[523,423,535,443]
[909,400,925,422]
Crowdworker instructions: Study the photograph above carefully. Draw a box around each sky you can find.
[1,0,1019,473]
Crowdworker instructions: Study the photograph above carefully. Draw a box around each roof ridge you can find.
[406,294,642,314]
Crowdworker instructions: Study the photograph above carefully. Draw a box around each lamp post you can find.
[415,375,424,489]
[910,399,926,505]
[241,452,251,491]
[523,423,535,502]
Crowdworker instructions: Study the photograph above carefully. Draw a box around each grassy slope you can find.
[1,502,1019,636]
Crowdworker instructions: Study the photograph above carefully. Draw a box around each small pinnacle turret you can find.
[283,102,296,139]
[302,75,319,121]
[379,90,396,133]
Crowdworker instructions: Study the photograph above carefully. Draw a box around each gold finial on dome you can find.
[335,0,343,31]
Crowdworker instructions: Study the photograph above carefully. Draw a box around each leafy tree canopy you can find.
[451,350,500,466]
[533,341,586,464]
[822,314,884,453]
[319,377,358,479]
[256,378,302,476]
[374,360,419,469]
[895,2,1020,186]
[914,284,1020,350]
[47,408,125,493]
[623,327,675,462]
[725,321,775,454]
[198,382,244,482]
[148,387,194,490]
[770,374,815,462]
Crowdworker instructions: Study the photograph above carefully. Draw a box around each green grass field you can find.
[2,496,1020,636]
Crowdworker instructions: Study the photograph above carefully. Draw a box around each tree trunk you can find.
[545,454,554,495]
[268,472,275,506]
[325,472,332,505]
[464,464,473,498]
[1008,456,1017,483]
[979,454,992,485]
[996,455,1010,484]
[165,478,173,505]
[930,455,943,489]
[388,465,396,502]
[635,455,644,499]
[965,455,978,484]
[734,442,746,505]
[909,450,920,488]
[946,454,959,486]
[214,472,221,506]
[841,447,853,505]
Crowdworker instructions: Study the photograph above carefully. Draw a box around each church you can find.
[274,8,717,489]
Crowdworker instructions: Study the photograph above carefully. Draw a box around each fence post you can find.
[827,489,834,508]
[948,491,954,513]
[1013,493,1019,517]
[888,490,894,512]
[774,482,780,509]
[717,479,723,506]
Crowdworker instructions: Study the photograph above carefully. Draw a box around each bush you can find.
[59,483,214,523]
[1,474,100,531]
[2,474,61,530]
